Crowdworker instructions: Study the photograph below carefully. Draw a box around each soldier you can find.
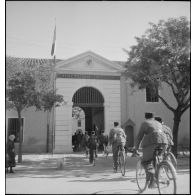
[109,122,126,173]
[134,113,168,188]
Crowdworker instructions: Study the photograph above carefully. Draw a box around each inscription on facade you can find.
[57,74,120,80]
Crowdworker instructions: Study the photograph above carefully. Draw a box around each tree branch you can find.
[181,103,190,114]
[165,80,179,102]
[158,95,175,112]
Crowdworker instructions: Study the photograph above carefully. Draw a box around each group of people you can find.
[72,131,84,152]
[84,130,109,165]
[72,129,109,165]
[6,112,174,183]
[108,113,174,189]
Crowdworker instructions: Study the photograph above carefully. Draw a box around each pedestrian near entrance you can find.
[82,131,90,156]
[88,131,98,166]
[6,134,16,173]
[109,122,126,172]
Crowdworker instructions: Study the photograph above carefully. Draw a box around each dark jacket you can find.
[135,119,168,149]
[6,140,16,167]
[88,135,98,149]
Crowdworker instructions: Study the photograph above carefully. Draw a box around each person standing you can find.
[109,122,126,173]
[6,134,16,173]
[134,113,168,188]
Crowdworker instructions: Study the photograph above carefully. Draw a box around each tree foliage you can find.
[6,58,64,161]
[125,17,190,155]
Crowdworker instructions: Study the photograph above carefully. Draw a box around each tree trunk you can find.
[172,111,181,158]
[17,110,23,163]
[46,111,50,153]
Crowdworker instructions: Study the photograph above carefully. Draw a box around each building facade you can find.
[6,51,190,153]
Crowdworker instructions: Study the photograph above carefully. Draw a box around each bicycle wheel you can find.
[118,151,126,176]
[157,160,177,194]
[136,159,148,192]
[165,152,177,170]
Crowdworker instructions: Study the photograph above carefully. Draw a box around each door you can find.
[125,125,134,147]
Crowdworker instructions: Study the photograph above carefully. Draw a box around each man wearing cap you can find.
[134,113,168,188]
[109,122,126,173]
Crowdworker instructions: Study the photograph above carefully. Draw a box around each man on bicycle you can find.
[134,113,168,188]
[109,122,126,173]
[155,116,174,150]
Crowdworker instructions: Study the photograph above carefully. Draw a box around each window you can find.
[146,86,159,102]
[7,118,24,143]
[77,120,81,127]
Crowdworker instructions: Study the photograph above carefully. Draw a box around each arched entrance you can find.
[72,87,104,136]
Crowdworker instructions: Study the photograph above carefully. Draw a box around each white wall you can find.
[120,78,190,144]
[54,77,121,153]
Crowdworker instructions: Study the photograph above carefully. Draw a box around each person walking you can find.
[88,131,98,166]
[6,134,16,173]
[82,131,89,157]
[109,122,126,173]
[134,113,168,188]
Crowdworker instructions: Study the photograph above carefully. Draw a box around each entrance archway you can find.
[72,87,104,135]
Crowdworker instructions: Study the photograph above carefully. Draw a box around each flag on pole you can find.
[51,25,56,57]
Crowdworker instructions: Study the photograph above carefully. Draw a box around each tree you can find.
[6,58,64,161]
[125,17,190,156]
[6,70,41,163]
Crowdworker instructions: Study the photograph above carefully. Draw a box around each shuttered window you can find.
[146,86,159,102]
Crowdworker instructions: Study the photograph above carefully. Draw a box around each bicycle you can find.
[135,146,177,194]
[118,145,126,176]
[164,146,177,170]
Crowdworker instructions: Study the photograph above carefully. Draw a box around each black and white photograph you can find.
[4,1,190,194]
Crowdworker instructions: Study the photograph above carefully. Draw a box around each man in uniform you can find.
[134,113,168,188]
[109,122,126,173]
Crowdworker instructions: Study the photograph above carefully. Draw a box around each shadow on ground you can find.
[6,154,190,180]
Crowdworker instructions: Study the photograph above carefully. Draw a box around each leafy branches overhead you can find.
[125,17,190,111]
[125,16,190,155]
[6,70,37,111]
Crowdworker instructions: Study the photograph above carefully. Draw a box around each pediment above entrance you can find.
[55,51,125,74]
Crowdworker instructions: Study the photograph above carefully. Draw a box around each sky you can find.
[6,1,190,61]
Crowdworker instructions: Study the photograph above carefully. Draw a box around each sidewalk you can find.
[6,153,190,194]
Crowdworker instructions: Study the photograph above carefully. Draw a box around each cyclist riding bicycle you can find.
[155,116,174,151]
[134,113,168,188]
[109,122,126,173]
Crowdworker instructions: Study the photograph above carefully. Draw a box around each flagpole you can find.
[52,54,56,155]
[51,19,56,155]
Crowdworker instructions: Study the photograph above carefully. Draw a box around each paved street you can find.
[6,153,190,194]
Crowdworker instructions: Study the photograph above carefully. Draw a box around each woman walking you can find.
[6,134,16,173]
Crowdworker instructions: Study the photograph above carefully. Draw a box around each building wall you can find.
[120,78,190,144]
[54,77,121,153]
[72,117,85,134]
[6,107,48,153]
